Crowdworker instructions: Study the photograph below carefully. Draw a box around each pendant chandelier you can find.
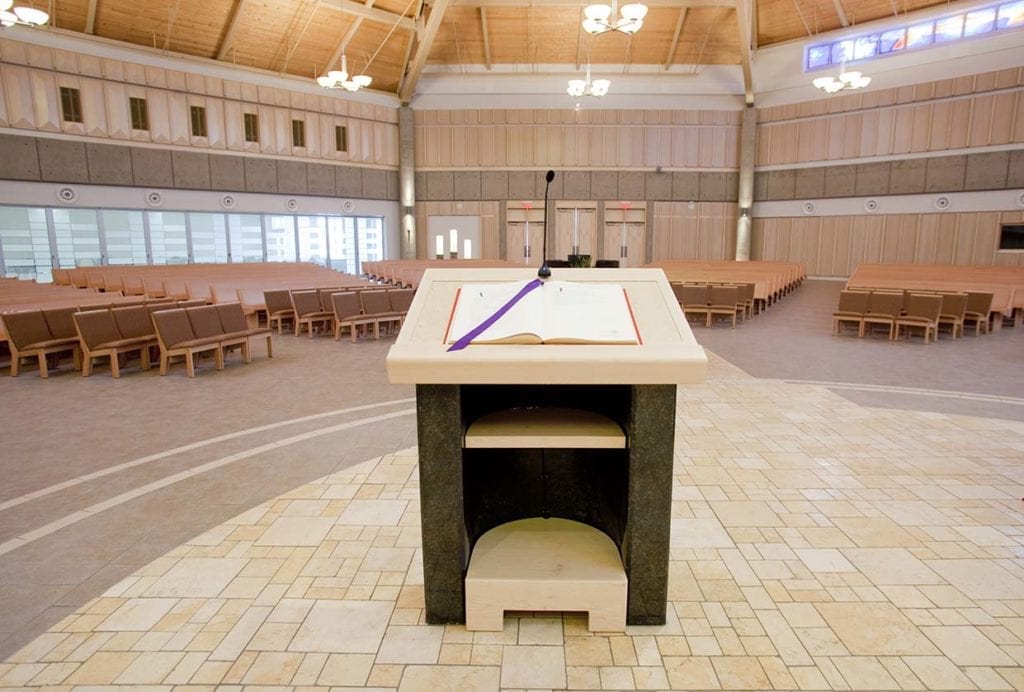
[582,0,647,36]
[0,0,49,27]
[812,66,871,94]
[317,54,372,92]
[567,63,610,98]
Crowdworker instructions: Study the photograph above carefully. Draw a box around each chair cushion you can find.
[22,337,79,350]
[3,311,52,350]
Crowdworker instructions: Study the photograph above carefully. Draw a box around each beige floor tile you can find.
[832,655,901,690]
[289,599,392,653]
[921,626,1017,666]
[518,617,564,645]
[567,664,601,689]
[317,652,375,685]
[903,655,978,690]
[565,636,614,666]
[398,664,500,691]
[376,625,444,664]
[361,546,416,571]
[500,645,566,689]
[816,603,940,656]
[63,651,139,685]
[710,656,771,690]
[255,516,337,547]
[831,517,921,548]
[710,501,785,527]
[144,557,249,597]
[97,598,179,632]
[795,547,856,573]
[599,664,636,689]
[337,499,409,526]
[113,650,184,684]
[237,651,303,685]
[670,517,735,548]
[633,664,670,689]
[664,655,720,690]
[924,560,1024,600]
[844,548,944,586]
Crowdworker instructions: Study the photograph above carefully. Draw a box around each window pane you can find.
[853,35,879,59]
[148,211,188,264]
[879,28,907,53]
[935,14,964,41]
[830,39,854,64]
[227,214,264,262]
[189,212,228,263]
[806,45,831,69]
[998,1,1024,28]
[0,206,52,282]
[52,208,101,268]
[907,22,935,47]
[327,217,356,274]
[266,215,296,262]
[356,217,384,275]
[103,210,147,265]
[297,216,327,265]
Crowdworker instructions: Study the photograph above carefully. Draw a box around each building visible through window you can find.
[190,106,207,137]
[244,112,259,143]
[60,87,82,123]
[129,97,149,131]
[292,119,306,148]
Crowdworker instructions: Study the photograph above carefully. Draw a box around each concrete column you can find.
[735,104,757,261]
[399,107,417,259]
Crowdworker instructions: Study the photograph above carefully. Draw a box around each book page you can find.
[446,281,544,344]
[540,281,639,344]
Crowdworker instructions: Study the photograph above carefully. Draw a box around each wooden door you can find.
[554,205,597,262]
[506,204,546,265]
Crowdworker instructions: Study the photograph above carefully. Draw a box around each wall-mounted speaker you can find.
[934,196,951,210]
[802,201,816,215]
[342,200,355,213]
[286,198,298,211]
[221,195,236,209]
[145,191,164,208]
[864,199,879,212]
[56,187,77,205]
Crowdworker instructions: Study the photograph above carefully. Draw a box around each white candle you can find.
[449,228,458,254]
[435,235,444,257]
[463,238,472,259]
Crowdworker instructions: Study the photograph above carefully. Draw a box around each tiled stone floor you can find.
[3,354,1023,690]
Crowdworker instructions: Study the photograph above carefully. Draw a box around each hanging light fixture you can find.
[317,54,372,92]
[567,65,610,98]
[812,66,871,94]
[582,0,647,36]
[0,0,49,28]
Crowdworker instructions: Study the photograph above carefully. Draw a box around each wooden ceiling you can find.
[43,0,956,99]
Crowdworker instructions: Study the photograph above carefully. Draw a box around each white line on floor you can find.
[0,408,417,557]
[781,380,1024,405]
[0,397,416,514]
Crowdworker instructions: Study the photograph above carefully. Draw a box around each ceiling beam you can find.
[325,0,376,70]
[319,0,415,31]
[832,0,849,25]
[85,0,98,33]
[452,0,733,7]
[734,0,754,104]
[399,0,452,102]
[216,0,248,60]
[480,7,491,70]
[663,8,686,70]
[790,0,813,35]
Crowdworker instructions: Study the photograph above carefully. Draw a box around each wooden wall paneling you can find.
[725,126,739,168]
[1013,92,1024,143]
[256,104,275,154]
[493,125,507,166]
[30,69,60,132]
[912,214,935,264]
[481,201,499,259]
[361,117,374,163]
[53,74,84,136]
[840,114,862,159]
[931,214,955,264]
[825,117,844,162]
[865,215,885,263]
[438,124,453,167]
[630,126,645,168]
[223,100,243,150]
[681,203,697,259]
[414,125,428,167]
[891,107,915,156]
[3,65,34,129]
[928,101,952,150]
[990,92,1015,144]
[968,94,994,147]
[947,99,972,149]
[147,89,171,144]
[167,91,190,145]
[872,108,894,157]
[953,213,975,264]
[797,119,816,162]
[273,108,290,155]
[816,216,836,276]
[974,212,999,264]
[104,81,130,140]
[801,217,821,273]
[761,216,778,261]
[464,125,479,168]
[201,98,223,150]
[347,119,362,162]
[893,214,916,263]
[0,68,8,127]
[304,113,320,158]
[124,62,146,85]
[755,124,770,166]
[683,127,700,168]
[780,121,799,165]
[909,104,932,153]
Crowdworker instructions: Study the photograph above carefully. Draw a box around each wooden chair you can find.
[112,305,160,365]
[74,309,151,377]
[360,290,403,339]
[387,288,416,325]
[3,310,81,378]
[832,290,870,336]
[895,294,943,343]
[152,308,223,377]
[216,303,273,360]
[188,305,250,366]
[332,291,374,342]
[963,291,994,335]
[264,289,296,334]
[861,291,903,341]
[291,290,334,337]
[937,293,968,339]
[678,284,710,326]
[707,285,740,328]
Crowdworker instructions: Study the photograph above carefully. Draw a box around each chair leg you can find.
[160,353,169,375]
[10,353,19,377]
[141,347,151,371]
[185,352,196,378]
[110,353,120,378]
[73,346,82,371]
[82,354,92,377]
[214,348,225,371]
[242,340,252,364]
[38,353,48,379]
[265,335,273,358]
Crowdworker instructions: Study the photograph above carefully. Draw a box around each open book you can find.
[445,280,641,346]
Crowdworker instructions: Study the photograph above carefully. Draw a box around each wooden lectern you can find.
[386,268,707,629]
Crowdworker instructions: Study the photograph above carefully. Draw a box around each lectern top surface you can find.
[386,268,708,385]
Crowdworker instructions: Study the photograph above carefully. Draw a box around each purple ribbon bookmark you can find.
[447,278,544,352]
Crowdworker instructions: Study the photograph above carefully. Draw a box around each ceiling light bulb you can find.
[13,6,47,24]
[812,76,833,89]
[584,3,612,21]
[852,75,871,88]
[619,3,648,20]
[591,79,610,96]
[0,0,12,11]
[328,69,347,82]
[582,17,606,34]
[0,9,16,25]
[838,70,860,83]
[317,75,333,87]
[353,74,372,87]
[617,17,642,33]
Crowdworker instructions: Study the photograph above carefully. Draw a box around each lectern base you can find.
[465,518,627,632]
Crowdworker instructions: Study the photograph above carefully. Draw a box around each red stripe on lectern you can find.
[443,287,462,344]
[623,288,642,345]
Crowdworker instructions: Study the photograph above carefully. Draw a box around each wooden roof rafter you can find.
[480,6,492,68]
[399,0,453,102]
[663,7,687,69]
[734,0,754,103]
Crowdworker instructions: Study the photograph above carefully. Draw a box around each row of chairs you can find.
[150,305,273,377]
[3,300,206,377]
[264,287,415,342]
[671,283,755,328]
[832,289,993,343]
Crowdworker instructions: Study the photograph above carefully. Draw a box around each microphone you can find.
[538,170,555,279]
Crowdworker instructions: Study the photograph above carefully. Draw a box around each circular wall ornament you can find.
[934,196,951,210]
[56,186,77,204]
[221,195,236,209]
[342,200,355,213]
[864,199,879,212]
[145,191,164,208]
[802,201,816,215]
[286,198,298,211]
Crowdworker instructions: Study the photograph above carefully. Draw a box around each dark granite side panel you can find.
[562,171,591,200]
[37,139,89,183]
[130,148,174,188]
[208,155,246,192]
[426,171,454,201]
[0,134,40,180]
[86,143,133,186]
[276,160,308,195]
[362,169,387,200]
[453,171,481,200]
[171,151,211,190]
[645,171,672,201]
[244,158,278,193]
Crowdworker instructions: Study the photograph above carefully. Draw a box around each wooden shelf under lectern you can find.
[386,268,707,630]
